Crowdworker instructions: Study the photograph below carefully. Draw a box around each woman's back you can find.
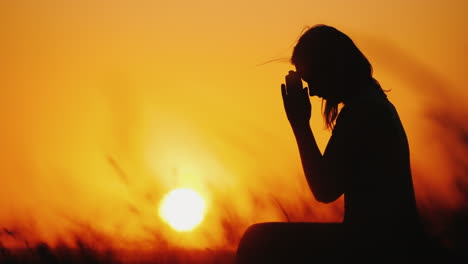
[326,87,423,250]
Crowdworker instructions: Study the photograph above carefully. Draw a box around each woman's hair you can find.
[291,24,382,129]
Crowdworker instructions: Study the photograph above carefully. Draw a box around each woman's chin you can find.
[308,88,321,97]
[323,96,340,104]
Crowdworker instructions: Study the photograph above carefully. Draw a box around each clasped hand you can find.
[281,70,311,128]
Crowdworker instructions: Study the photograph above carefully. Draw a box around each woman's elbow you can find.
[312,190,342,204]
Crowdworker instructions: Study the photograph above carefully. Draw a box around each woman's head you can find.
[291,24,379,128]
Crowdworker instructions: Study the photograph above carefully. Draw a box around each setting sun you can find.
[159,188,206,232]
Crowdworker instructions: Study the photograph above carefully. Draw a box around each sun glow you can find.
[159,188,206,232]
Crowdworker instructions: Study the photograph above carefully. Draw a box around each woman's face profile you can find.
[295,62,339,101]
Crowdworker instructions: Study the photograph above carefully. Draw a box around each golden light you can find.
[159,188,206,232]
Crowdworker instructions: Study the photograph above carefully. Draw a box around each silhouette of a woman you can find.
[237,25,425,263]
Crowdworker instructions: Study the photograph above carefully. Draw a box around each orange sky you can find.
[0,0,467,250]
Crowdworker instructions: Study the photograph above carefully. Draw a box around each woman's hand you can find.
[281,70,311,128]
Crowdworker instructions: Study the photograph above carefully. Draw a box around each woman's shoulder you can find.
[336,91,397,134]
[343,90,393,118]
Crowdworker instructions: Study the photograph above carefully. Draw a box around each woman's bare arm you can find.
[282,71,344,203]
[292,124,344,203]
